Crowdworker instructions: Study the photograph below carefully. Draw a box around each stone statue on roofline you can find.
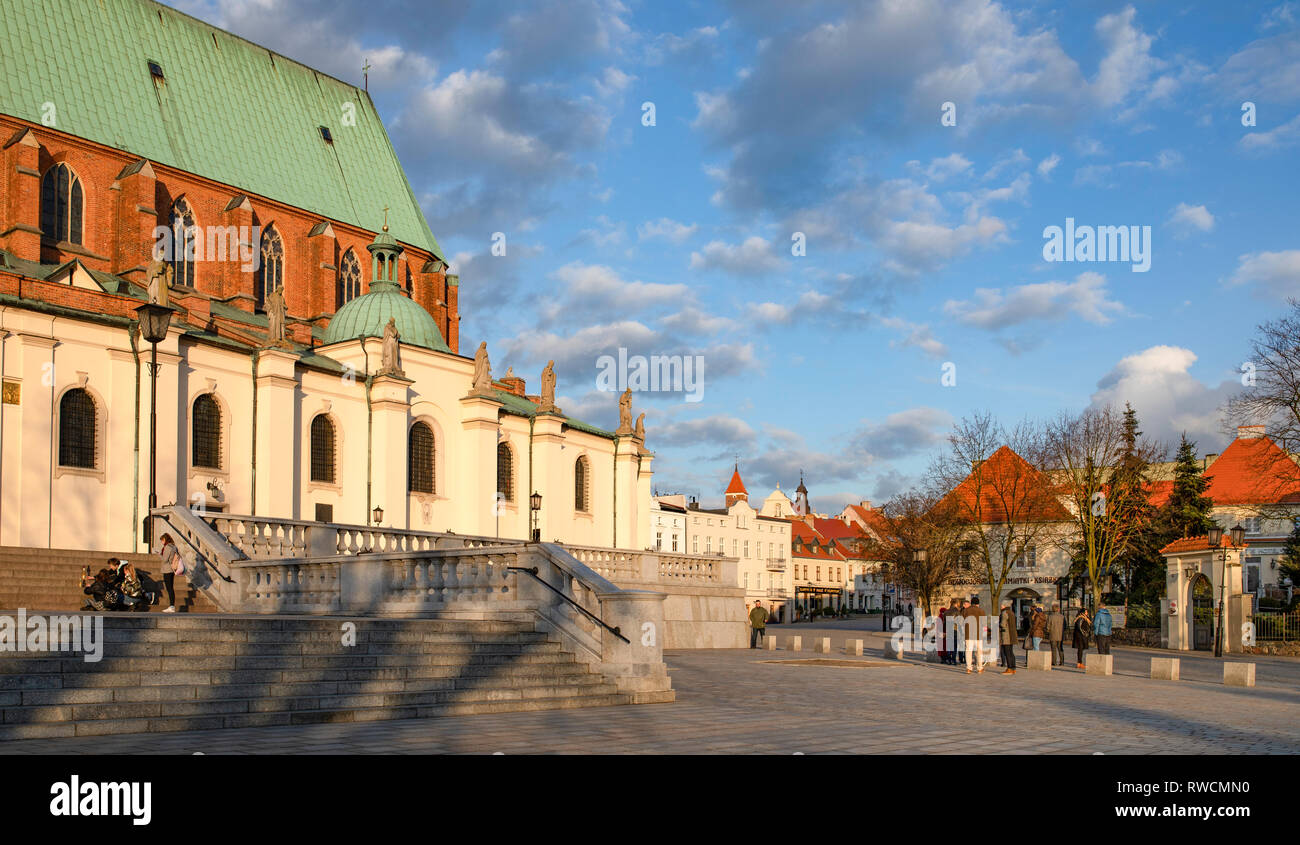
[537,359,561,415]
[379,317,404,377]
[145,258,172,308]
[634,412,645,441]
[470,341,495,396]
[266,287,288,347]
[616,388,634,436]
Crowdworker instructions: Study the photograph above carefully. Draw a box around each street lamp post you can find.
[135,303,174,549]
[1209,523,1246,658]
[529,491,542,542]
[372,505,384,525]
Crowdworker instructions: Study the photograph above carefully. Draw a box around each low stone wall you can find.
[1243,642,1300,656]
[1111,627,1161,647]
[626,582,746,649]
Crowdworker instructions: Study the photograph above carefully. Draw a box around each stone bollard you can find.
[785,636,802,652]
[1223,662,1256,687]
[1150,657,1180,681]
[765,636,778,651]
[1085,653,1113,676]
[814,637,831,654]
[1027,651,1052,671]
[846,639,863,656]
[883,638,903,660]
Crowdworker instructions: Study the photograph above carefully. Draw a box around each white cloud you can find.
[637,218,699,243]
[1226,250,1300,298]
[943,272,1126,330]
[1168,203,1215,235]
[1089,346,1238,450]
[1240,113,1300,153]
[1037,153,1061,178]
[689,236,784,275]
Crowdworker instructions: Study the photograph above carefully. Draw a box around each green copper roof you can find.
[0,0,442,259]
[322,287,449,352]
[490,390,617,440]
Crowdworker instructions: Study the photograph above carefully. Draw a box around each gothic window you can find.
[338,249,362,307]
[192,394,221,469]
[40,163,83,245]
[310,415,335,483]
[170,198,197,288]
[409,422,435,494]
[58,388,97,468]
[574,455,590,512]
[496,442,513,503]
[254,225,284,311]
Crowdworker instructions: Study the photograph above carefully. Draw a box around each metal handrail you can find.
[154,513,236,584]
[507,566,629,644]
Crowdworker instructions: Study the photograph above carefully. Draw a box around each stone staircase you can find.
[0,614,669,740]
[0,546,217,614]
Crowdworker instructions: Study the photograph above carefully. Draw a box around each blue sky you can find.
[172,0,1300,512]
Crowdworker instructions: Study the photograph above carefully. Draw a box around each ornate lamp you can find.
[372,506,384,525]
[530,491,542,542]
[135,302,175,547]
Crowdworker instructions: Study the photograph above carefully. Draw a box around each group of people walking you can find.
[936,599,1114,674]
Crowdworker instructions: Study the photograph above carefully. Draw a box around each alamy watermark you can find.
[1042,217,1151,272]
[0,609,103,662]
[152,224,261,272]
[595,347,704,402]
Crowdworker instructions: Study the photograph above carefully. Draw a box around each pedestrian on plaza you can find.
[156,532,184,614]
[998,601,1018,674]
[749,600,769,649]
[1073,607,1092,668]
[1029,604,1047,652]
[1093,605,1113,655]
[937,604,949,665]
[1047,602,1066,666]
[961,598,984,674]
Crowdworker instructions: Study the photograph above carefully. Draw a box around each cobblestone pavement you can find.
[3,627,1297,754]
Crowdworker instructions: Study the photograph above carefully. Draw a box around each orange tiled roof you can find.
[1200,435,1300,506]
[724,467,747,496]
[790,520,846,560]
[945,445,1072,523]
[1159,534,1246,555]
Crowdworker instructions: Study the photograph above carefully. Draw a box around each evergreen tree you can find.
[1110,404,1154,603]
[1279,520,1300,604]
[1160,433,1216,539]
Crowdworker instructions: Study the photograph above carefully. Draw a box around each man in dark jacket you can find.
[960,598,984,674]
[1073,608,1092,668]
[749,600,769,648]
[998,602,1018,674]
[1047,602,1066,666]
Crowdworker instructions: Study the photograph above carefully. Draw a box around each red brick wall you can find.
[0,116,446,347]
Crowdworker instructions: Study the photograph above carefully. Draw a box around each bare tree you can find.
[1224,298,1300,511]
[865,488,965,617]
[1044,405,1164,610]
[933,412,1059,611]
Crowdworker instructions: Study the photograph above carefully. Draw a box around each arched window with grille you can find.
[170,198,197,288]
[574,455,590,512]
[254,225,284,311]
[409,422,435,494]
[496,442,513,503]
[310,415,336,483]
[338,249,361,307]
[58,388,97,468]
[40,163,83,245]
[192,393,221,469]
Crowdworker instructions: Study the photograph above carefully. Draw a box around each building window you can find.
[191,394,221,469]
[816,567,821,581]
[338,249,362,307]
[254,225,284,311]
[314,503,333,523]
[672,535,678,552]
[170,198,197,288]
[744,540,750,558]
[310,415,335,483]
[692,536,698,554]
[496,442,514,503]
[705,537,712,554]
[408,422,435,493]
[1015,546,1037,568]
[40,163,83,245]
[656,532,662,550]
[744,572,749,588]
[733,539,738,557]
[574,455,590,512]
[57,388,96,468]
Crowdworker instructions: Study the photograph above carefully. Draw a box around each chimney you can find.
[859,500,871,509]
[1237,425,1266,440]
[1203,453,1218,470]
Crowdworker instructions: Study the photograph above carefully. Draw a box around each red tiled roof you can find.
[1159,534,1246,555]
[842,503,892,539]
[790,520,846,560]
[1200,435,1300,506]
[945,445,1072,523]
[724,468,747,496]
